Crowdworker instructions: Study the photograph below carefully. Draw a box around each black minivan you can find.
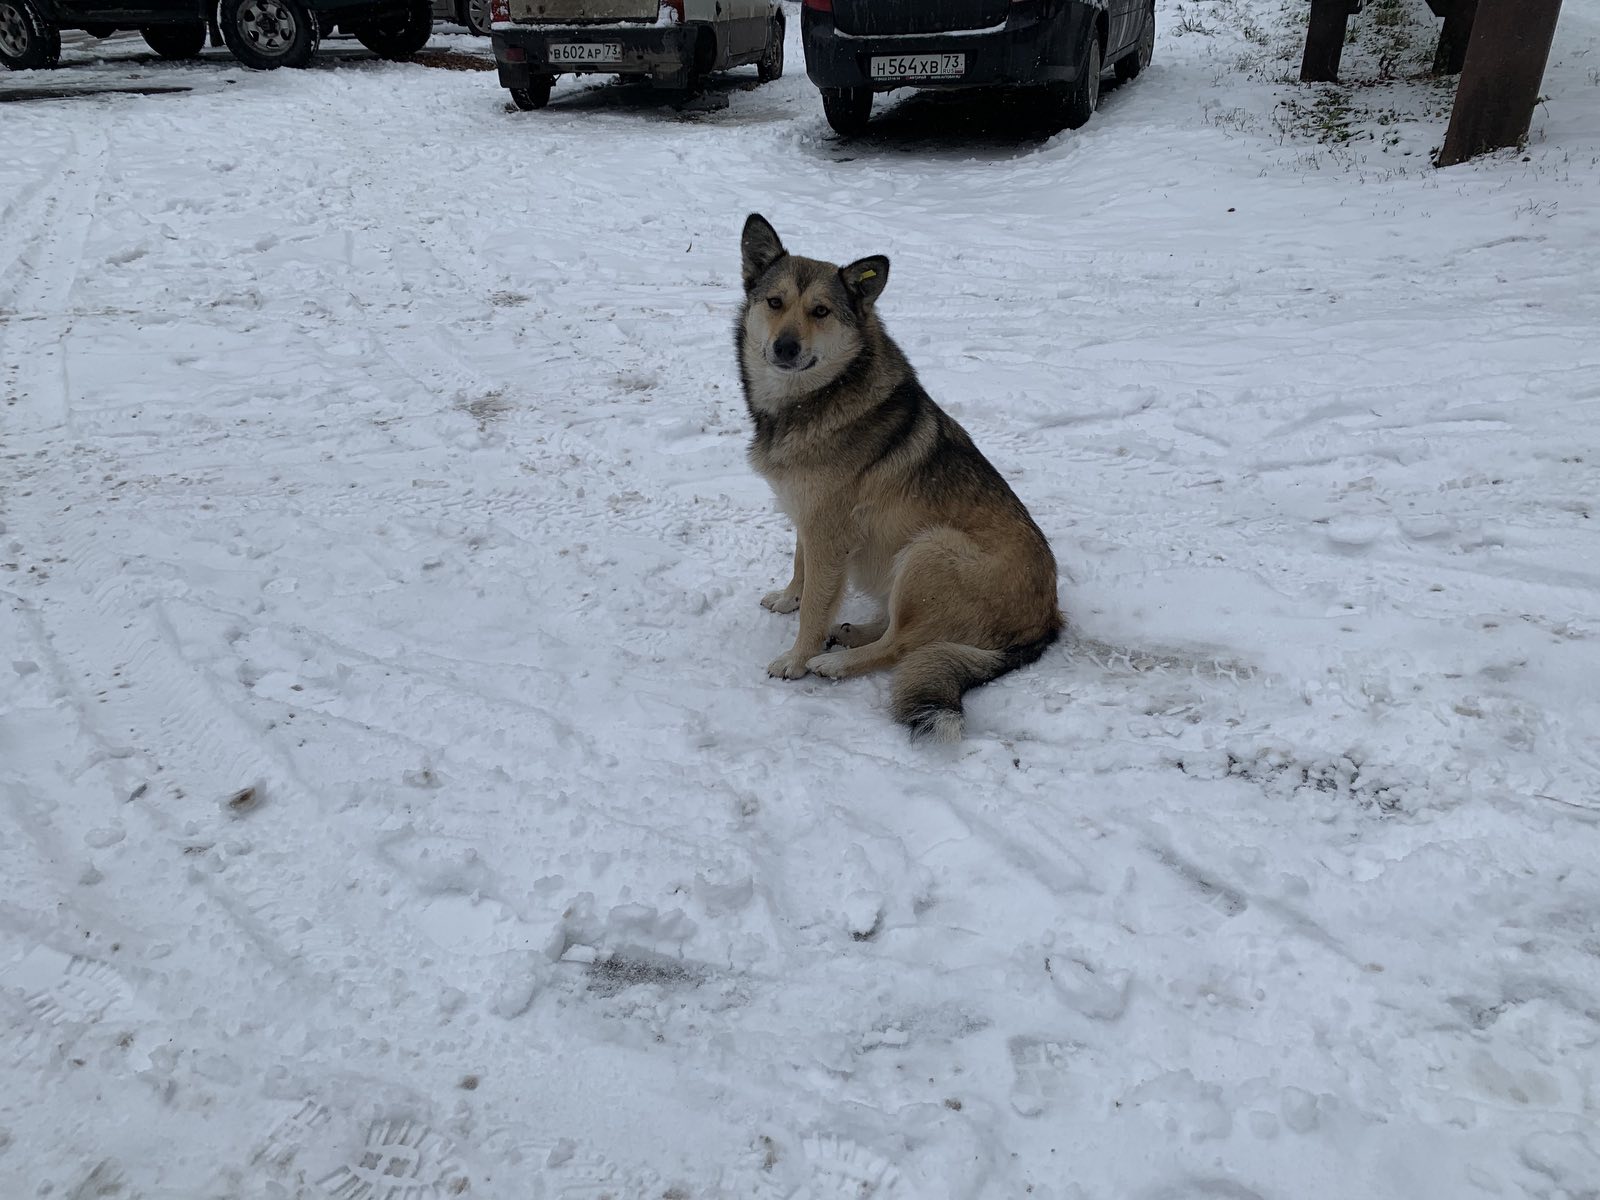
[799,0,1154,135]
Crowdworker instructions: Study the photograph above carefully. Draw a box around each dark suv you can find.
[799,0,1155,135]
[1,0,432,70]
[2,0,205,66]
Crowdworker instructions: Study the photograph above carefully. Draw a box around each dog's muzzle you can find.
[767,335,817,372]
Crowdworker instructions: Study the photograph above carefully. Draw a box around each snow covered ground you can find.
[3,2,1599,1196]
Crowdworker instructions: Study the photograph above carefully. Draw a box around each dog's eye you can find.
[766,296,782,310]
[811,305,830,319]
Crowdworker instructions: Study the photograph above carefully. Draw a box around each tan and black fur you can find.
[735,213,1061,742]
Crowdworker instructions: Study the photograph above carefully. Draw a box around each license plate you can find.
[548,42,622,64]
[870,53,964,81]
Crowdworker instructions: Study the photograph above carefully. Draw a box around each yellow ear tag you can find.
[859,270,877,280]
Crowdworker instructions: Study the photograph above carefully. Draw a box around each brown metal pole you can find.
[1300,0,1353,83]
[1432,0,1478,76]
[1437,0,1563,166]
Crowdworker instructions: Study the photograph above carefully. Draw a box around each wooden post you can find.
[1432,0,1478,75]
[1436,0,1563,167]
[1300,0,1355,83]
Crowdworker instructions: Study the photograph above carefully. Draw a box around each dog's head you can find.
[737,213,890,409]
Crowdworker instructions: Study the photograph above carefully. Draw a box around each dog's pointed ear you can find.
[741,213,786,291]
[840,256,890,308]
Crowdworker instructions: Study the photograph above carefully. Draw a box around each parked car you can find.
[0,0,433,70]
[217,0,434,68]
[799,0,1155,135]
[432,0,488,37]
[1,0,211,68]
[490,0,785,112]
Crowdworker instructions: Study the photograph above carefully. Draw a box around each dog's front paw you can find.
[766,650,811,680]
[761,589,801,614]
[806,651,849,679]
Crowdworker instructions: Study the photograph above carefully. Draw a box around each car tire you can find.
[509,75,552,110]
[352,0,432,59]
[0,0,60,70]
[1115,0,1153,83]
[455,0,489,36]
[821,86,870,136]
[141,22,208,58]
[756,14,782,83]
[1055,32,1100,130]
[219,0,318,68]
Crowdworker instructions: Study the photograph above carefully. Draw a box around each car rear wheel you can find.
[455,0,489,35]
[509,75,552,110]
[756,14,782,82]
[220,0,318,68]
[821,86,870,137]
[353,0,432,59]
[1055,33,1100,130]
[0,0,60,70]
[1115,0,1153,82]
[142,22,208,58]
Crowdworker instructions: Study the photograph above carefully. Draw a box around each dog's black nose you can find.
[772,334,801,365]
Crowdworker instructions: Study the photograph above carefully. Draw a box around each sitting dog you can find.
[734,213,1061,742]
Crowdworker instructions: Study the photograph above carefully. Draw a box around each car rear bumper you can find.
[491,21,697,89]
[801,0,1096,91]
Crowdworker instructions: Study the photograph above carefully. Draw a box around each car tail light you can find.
[801,0,832,11]
[490,0,507,23]
[660,0,683,21]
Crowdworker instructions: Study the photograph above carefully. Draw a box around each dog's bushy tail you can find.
[891,630,1059,743]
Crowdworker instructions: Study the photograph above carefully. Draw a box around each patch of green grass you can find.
[1358,0,1434,77]
[1275,87,1359,143]
[1172,5,1218,36]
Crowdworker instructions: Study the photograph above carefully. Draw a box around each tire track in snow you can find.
[13,467,794,1194]
[12,588,432,1056]
[8,516,527,1191]
[0,152,74,292]
[36,576,454,996]
[0,124,110,441]
[0,604,265,1096]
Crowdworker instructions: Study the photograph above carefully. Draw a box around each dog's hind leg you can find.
[808,635,902,679]
[810,529,993,680]
[761,538,804,614]
[828,616,888,649]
